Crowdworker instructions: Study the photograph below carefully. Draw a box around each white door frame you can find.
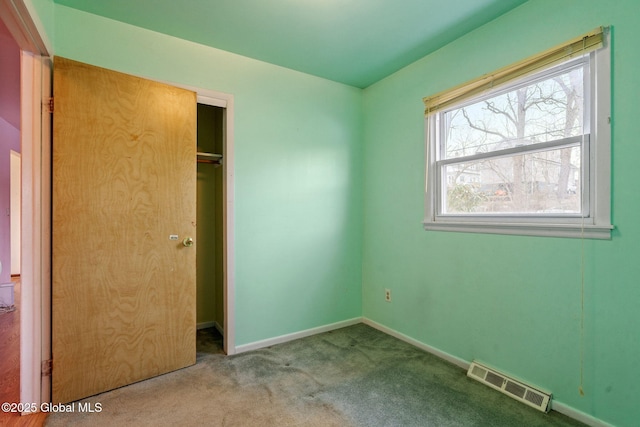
[20,51,52,409]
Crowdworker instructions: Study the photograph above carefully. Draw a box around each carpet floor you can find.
[45,324,585,426]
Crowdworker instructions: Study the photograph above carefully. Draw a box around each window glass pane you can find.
[443,63,584,160]
[441,146,581,215]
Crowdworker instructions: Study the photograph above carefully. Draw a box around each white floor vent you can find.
[467,361,551,413]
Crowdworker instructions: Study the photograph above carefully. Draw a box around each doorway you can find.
[4,2,237,407]
[0,15,22,423]
[0,1,51,420]
[196,103,225,352]
[190,91,236,356]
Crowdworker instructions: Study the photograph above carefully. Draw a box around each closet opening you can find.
[196,103,225,356]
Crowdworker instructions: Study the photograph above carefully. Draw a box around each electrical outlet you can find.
[385,288,391,302]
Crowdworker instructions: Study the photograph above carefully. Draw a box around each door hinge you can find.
[47,98,54,113]
[41,359,52,377]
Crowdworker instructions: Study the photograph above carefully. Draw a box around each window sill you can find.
[423,220,613,239]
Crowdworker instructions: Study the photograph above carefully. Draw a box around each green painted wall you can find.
[24,0,54,52]
[50,4,364,346]
[362,1,640,426]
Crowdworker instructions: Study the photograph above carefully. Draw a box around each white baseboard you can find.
[197,321,224,336]
[235,317,362,354]
[197,321,216,330]
[362,318,470,370]
[214,321,224,336]
[363,317,611,427]
[551,401,614,427]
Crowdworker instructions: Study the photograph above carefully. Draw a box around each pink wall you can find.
[0,19,20,130]
[0,19,20,284]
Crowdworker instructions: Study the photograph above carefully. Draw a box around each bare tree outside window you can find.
[441,63,585,215]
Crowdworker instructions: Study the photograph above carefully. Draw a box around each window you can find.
[424,28,612,239]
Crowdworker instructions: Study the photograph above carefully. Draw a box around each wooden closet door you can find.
[52,57,196,403]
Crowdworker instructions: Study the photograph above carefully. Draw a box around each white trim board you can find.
[20,52,51,414]
[363,318,611,427]
[362,318,469,370]
[197,321,217,330]
[235,318,362,354]
[214,322,224,336]
[550,402,614,427]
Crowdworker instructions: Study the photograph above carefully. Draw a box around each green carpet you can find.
[45,324,585,426]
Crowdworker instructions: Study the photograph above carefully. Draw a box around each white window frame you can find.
[424,37,612,239]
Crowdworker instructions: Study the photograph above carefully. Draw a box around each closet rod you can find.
[197,152,223,165]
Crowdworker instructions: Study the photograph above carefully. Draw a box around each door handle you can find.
[182,237,194,247]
